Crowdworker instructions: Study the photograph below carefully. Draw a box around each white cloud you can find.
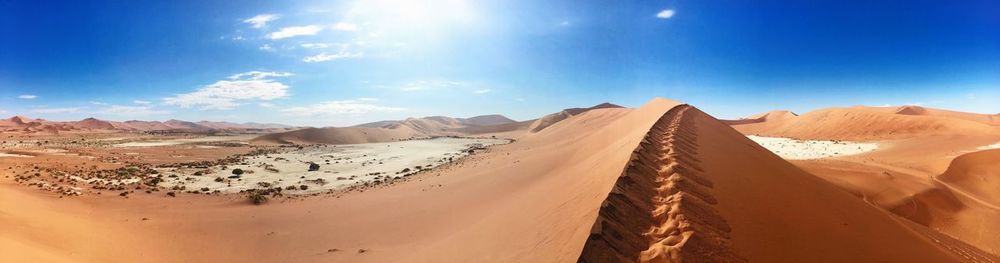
[656,9,675,19]
[244,14,280,29]
[357,97,380,101]
[97,105,170,116]
[301,43,333,49]
[31,107,82,114]
[227,71,293,80]
[259,44,274,51]
[474,89,491,94]
[514,98,526,102]
[258,102,276,108]
[18,95,37,99]
[331,22,359,32]
[268,25,324,39]
[133,100,151,105]
[302,50,363,62]
[558,21,571,27]
[282,100,404,116]
[163,79,289,110]
[89,101,109,105]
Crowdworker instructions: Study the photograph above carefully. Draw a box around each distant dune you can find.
[0,115,294,133]
[727,106,1000,140]
[253,103,623,145]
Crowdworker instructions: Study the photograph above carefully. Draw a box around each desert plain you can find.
[2,99,1000,262]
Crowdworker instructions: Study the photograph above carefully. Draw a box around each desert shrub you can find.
[249,193,267,205]
[299,185,308,190]
[232,168,244,176]
[308,162,320,171]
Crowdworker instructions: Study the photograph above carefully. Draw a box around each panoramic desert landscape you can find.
[3,0,999,262]
[3,99,1000,262]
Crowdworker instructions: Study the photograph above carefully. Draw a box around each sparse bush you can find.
[299,185,308,190]
[232,168,244,176]
[308,162,320,171]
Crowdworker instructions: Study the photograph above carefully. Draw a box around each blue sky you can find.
[1,0,998,126]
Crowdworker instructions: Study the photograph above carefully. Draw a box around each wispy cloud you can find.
[89,101,109,105]
[97,105,170,116]
[18,94,37,99]
[31,107,82,114]
[228,71,293,80]
[357,97,380,102]
[133,100,151,105]
[268,25,324,39]
[474,89,492,94]
[301,43,333,49]
[281,100,404,116]
[303,50,363,62]
[259,44,274,51]
[244,14,280,29]
[163,74,290,110]
[400,80,466,91]
[656,9,675,19]
[331,22,359,32]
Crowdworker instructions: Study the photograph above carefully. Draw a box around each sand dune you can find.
[889,105,1000,126]
[939,149,1000,205]
[730,106,1000,140]
[581,104,995,262]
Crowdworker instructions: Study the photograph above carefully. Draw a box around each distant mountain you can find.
[0,115,296,134]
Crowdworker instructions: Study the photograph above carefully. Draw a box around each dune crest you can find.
[580,105,745,262]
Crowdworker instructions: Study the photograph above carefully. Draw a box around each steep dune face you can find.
[581,105,995,262]
[732,106,1000,140]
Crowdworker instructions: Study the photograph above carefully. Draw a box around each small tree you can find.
[232,168,245,176]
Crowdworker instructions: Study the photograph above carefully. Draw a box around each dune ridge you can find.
[580,105,745,262]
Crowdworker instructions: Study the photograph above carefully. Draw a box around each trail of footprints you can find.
[579,105,746,263]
